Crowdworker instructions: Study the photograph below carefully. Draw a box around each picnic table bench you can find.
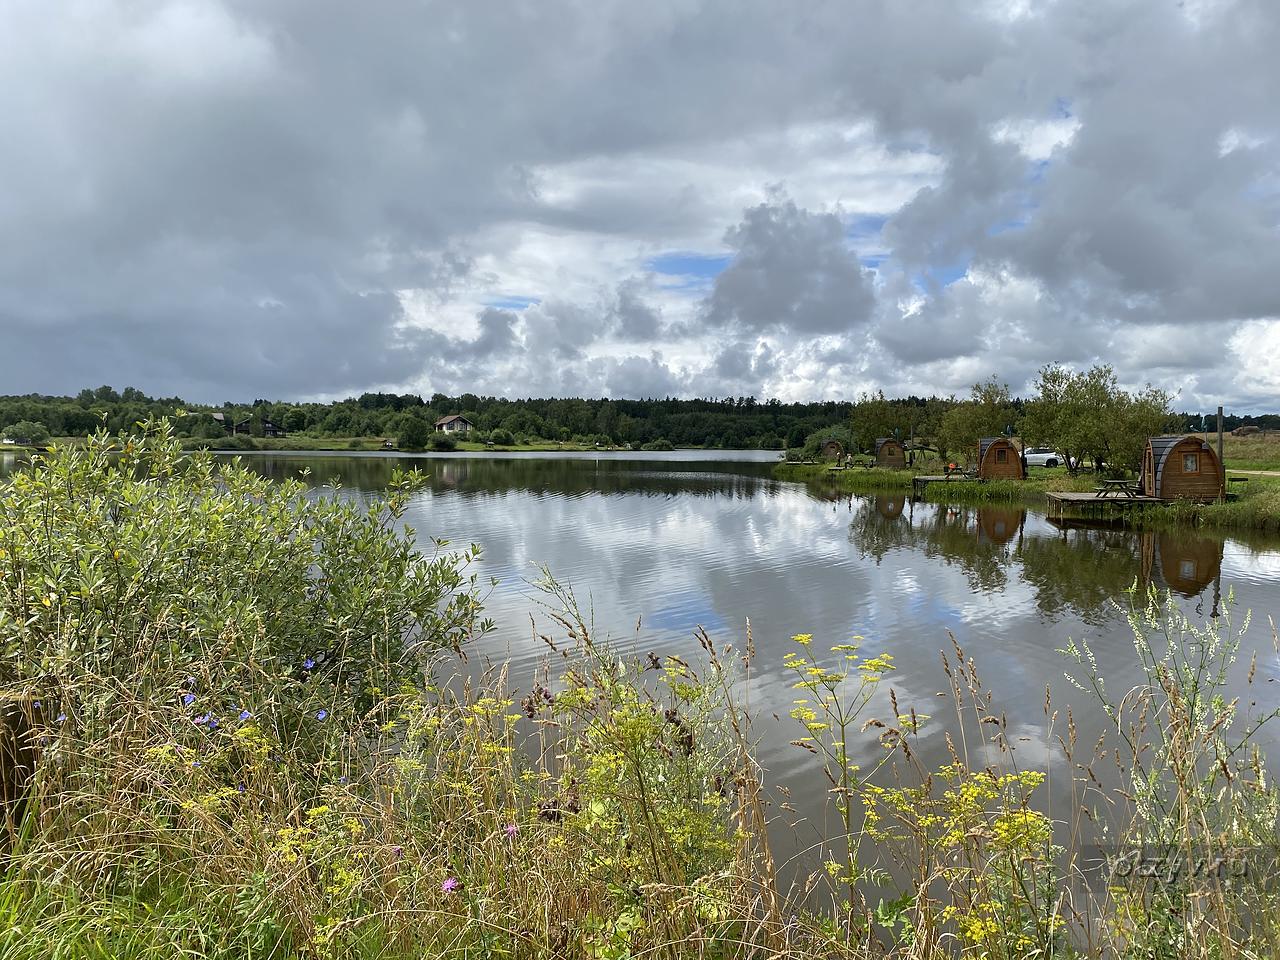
[1094,479,1140,498]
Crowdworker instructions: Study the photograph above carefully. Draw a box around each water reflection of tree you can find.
[844,495,1230,624]
[231,454,778,500]
[847,499,1019,594]
[1016,526,1144,625]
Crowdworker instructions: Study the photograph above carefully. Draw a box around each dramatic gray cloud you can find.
[1,0,1278,409]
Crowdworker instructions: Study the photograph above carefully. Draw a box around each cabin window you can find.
[1182,453,1199,473]
[995,448,1008,463]
[1179,560,1196,580]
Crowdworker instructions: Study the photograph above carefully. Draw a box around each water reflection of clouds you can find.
[235,455,1280,868]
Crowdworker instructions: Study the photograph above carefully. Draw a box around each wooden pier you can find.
[1044,490,1163,520]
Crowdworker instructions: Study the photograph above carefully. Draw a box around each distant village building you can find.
[210,411,285,438]
[818,439,844,461]
[874,437,906,469]
[976,437,1024,480]
[1140,436,1224,501]
[435,415,474,435]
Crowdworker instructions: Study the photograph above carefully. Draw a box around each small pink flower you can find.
[441,877,460,894]
[503,823,518,839]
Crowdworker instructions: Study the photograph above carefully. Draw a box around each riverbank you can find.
[2,425,1275,959]
[773,462,1280,532]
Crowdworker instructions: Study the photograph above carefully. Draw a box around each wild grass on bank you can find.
[2,422,1278,958]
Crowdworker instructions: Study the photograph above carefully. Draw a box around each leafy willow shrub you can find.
[0,420,487,765]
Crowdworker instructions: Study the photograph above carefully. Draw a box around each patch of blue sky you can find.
[912,257,971,292]
[859,252,891,269]
[987,218,1031,237]
[647,251,732,279]
[844,213,889,240]
[486,295,540,310]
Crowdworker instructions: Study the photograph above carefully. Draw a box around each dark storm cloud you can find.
[1,0,1277,406]
[704,195,876,337]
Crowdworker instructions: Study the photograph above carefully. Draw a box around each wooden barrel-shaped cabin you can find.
[1140,436,1224,501]
[977,437,1024,480]
[819,439,844,461]
[874,438,906,469]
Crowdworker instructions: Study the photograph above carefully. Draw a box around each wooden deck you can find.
[1045,490,1164,519]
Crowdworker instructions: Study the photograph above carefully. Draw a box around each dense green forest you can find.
[0,385,851,449]
[1,382,1275,451]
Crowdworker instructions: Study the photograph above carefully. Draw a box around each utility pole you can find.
[1217,405,1225,501]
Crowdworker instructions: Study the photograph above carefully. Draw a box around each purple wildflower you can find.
[193,714,209,726]
[32,701,41,710]
[441,877,460,894]
[504,823,518,839]
[303,657,315,670]
[239,709,252,721]
[392,846,403,860]
[208,716,219,729]
[182,693,195,706]
[316,709,328,721]
[56,712,67,723]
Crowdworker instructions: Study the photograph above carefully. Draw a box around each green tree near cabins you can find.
[1021,364,1174,474]
[847,391,912,454]
[936,378,1019,464]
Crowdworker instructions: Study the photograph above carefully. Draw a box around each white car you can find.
[1023,447,1064,468]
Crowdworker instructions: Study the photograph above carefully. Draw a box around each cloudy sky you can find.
[3,0,1278,409]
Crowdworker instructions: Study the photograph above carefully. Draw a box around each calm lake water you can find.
[219,451,1280,863]
[6,448,1280,871]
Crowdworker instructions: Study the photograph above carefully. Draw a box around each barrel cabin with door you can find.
[1140,436,1224,501]
[818,439,845,461]
[976,437,1024,480]
[874,437,906,469]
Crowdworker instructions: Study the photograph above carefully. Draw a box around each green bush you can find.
[0,420,486,748]
[640,438,674,451]
[396,415,431,451]
[428,433,457,451]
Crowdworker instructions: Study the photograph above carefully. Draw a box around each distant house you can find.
[1140,436,1223,501]
[435,415,474,435]
[211,412,285,438]
[1232,425,1261,437]
[818,439,844,461]
[874,437,906,469]
[976,437,1024,480]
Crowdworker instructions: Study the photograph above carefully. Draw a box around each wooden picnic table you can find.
[1094,479,1139,498]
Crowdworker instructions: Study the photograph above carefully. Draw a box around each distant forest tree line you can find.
[1,374,1275,457]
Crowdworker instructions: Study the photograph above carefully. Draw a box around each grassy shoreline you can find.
[773,462,1280,533]
[3,424,1276,958]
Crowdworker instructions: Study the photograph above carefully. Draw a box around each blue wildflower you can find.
[56,712,67,723]
[239,709,252,721]
[194,714,209,726]
[182,693,195,706]
[303,657,315,670]
[316,709,328,721]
